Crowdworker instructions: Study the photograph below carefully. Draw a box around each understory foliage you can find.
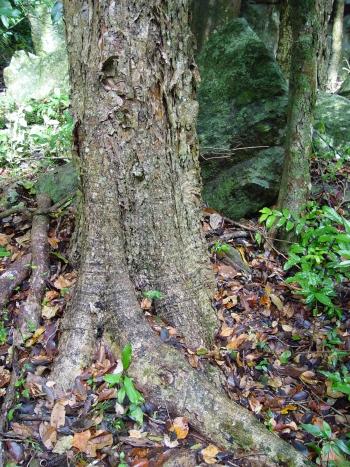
[260,203,350,317]
[259,144,350,464]
[0,93,73,170]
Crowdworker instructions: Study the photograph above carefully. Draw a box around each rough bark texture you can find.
[277,0,318,215]
[277,0,292,77]
[52,1,307,463]
[327,0,345,90]
[0,254,31,311]
[317,0,335,89]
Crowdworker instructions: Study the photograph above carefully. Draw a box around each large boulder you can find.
[198,18,288,219]
[314,92,350,150]
[4,4,68,103]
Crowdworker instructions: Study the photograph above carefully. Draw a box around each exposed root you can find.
[0,254,31,311]
[17,194,51,340]
[52,259,307,466]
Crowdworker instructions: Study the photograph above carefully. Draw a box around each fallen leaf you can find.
[281,324,293,332]
[11,423,34,438]
[0,367,10,388]
[270,294,284,311]
[170,417,189,440]
[248,397,263,414]
[227,333,249,350]
[163,434,179,448]
[52,435,73,454]
[50,401,66,429]
[42,304,60,319]
[39,422,57,450]
[300,371,318,385]
[141,298,152,310]
[25,326,45,347]
[73,430,91,452]
[53,272,76,290]
[209,213,223,230]
[268,376,283,388]
[220,323,234,337]
[85,431,113,457]
[201,444,219,464]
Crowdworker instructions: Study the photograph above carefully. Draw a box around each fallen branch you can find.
[0,254,32,311]
[17,194,51,340]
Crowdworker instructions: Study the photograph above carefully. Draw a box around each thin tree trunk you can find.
[277,0,318,215]
[277,0,292,77]
[327,0,345,90]
[52,1,307,463]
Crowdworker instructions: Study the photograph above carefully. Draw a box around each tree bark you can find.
[52,1,307,463]
[277,0,292,78]
[327,0,345,90]
[277,0,318,215]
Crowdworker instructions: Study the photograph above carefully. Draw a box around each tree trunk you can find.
[277,0,319,215]
[327,0,345,90]
[277,0,292,78]
[52,1,307,464]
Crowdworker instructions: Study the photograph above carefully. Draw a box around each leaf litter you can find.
[0,186,349,466]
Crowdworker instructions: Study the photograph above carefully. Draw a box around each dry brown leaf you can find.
[39,422,57,450]
[270,294,283,311]
[11,422,34,438]
[220,323,234,337]
[268,376,283,388]
[44,290,60,302]
[42,304,60,320]
[25,326,45,347]
[52,435,73,454]
[73,430,91,452]
[50,402,66,429]
[85,431,113,457]
[170,417,189,440]
[141,298,152,310]
[227,333,249,350]
[0,233,11,246]
[201,444,219,464]
[0,367,11,388]
[300,371,318,385]
[222,295,238,308]
[248,397,263,414]
[48,236,59,249]
[53,272,77,290]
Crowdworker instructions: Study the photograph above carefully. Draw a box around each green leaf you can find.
[314,293,333,307]
[286,220,294,232]
[121,343,132,371]
[279,350,291,364]
[104,373,122,386]
[266,214,276,230]
[0,246,10,257]
[255,232,262,245]
[128,404,144,425]
[334,439,350,456]
[123,376,143,404]
[117,387,126,404]
[322,421,332,439]
[333,383,350,395]
[143,290,164,300]
[301,423,322,437]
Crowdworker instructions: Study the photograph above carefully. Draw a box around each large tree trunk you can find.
[327,0,345,90]
[52,1,307,464]
[277,0,319,215]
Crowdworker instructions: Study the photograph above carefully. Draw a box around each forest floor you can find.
[0,164,349,467]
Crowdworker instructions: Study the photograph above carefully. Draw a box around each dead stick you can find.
[0,254,32,311]
[17,194,51,339]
